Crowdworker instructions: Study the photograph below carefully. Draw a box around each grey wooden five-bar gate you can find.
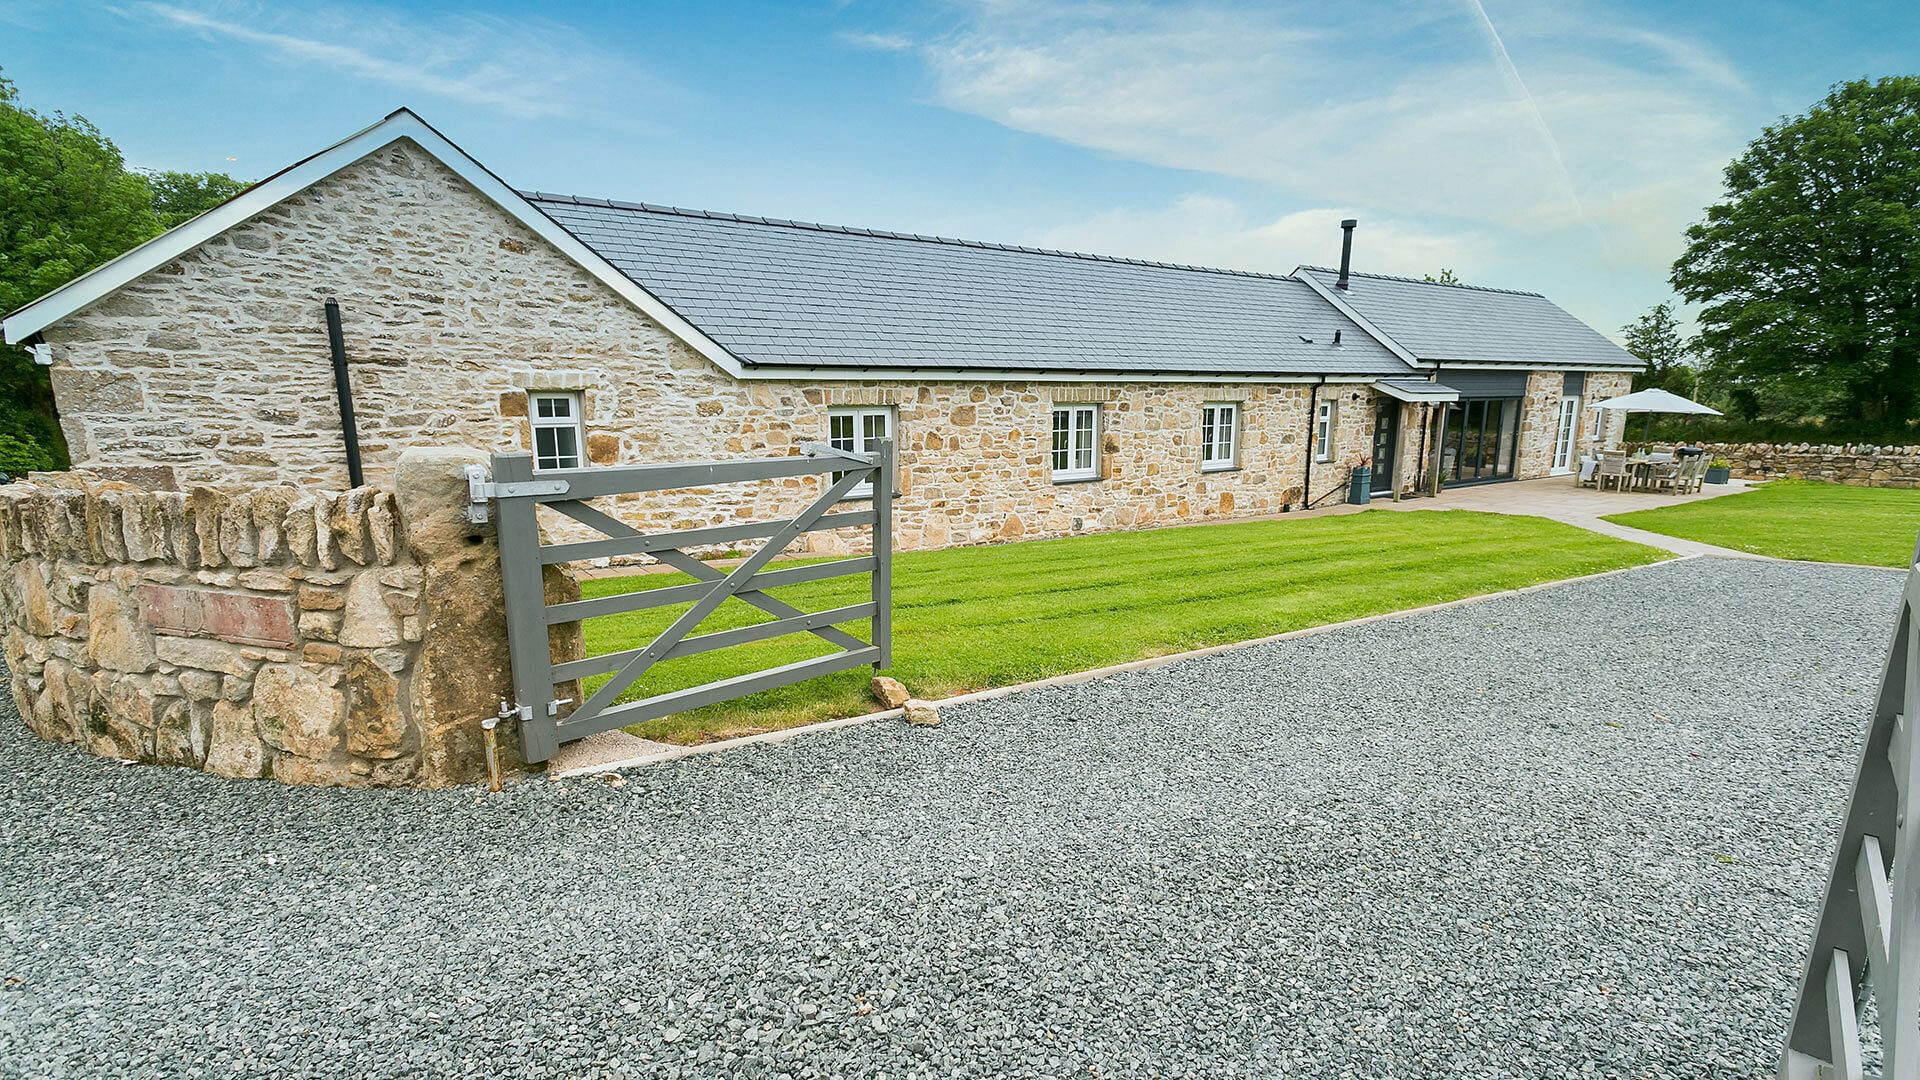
[477,442,893,763]
[1779,539,1920,1079]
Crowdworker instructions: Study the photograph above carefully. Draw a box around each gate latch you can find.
[463,465,570,524]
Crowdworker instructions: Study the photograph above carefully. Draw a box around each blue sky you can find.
[1,0,1913,342]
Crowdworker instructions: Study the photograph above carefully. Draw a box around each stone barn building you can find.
[2,109,1641,551]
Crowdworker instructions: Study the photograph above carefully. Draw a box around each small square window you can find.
[529,390,584,471]
[1201,403,1238,471]
[1051,404,1099,481]
[827,406,893,498]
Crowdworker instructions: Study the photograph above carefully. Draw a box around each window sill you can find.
[1052,474,1102,485]
[1200,464,1240,474]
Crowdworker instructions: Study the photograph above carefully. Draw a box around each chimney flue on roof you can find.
[1336,219,1357,290]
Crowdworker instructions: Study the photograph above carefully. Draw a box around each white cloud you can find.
[841,30,916,52]
[905,0,1748,278]
[1036,195,1483,280]
[131,2,660,119]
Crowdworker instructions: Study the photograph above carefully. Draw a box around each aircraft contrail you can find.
[1466,0,1611,255]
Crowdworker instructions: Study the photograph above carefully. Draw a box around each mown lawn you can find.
[573,509,1666,744]
[1605,480,1920,566]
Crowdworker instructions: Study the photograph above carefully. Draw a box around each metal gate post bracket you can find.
[465,464,570,524]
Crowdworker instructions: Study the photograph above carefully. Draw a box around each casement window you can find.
[1313,400,1336,462]
[1200,402,1239,471]
[1051,403,1100,481]
[827,406,892,498]
[529,391,585,471]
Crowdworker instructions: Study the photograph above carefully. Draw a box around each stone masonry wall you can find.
[35,138,1583,549]
[0,448,525,787]
[1585,373,1634,451]
[1686,443,1920,488]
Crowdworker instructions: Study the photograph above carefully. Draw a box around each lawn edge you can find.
[550,551,1688,779]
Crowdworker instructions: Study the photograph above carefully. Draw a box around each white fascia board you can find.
[0,110,753,379]
[1291,270,1421,366]
[731,367,1397,384]
[1431,361,1643,372]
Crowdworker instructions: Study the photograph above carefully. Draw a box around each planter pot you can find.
[1705,466,1731,485]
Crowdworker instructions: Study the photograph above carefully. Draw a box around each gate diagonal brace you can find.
[568,466,872,720]
[544,499,870,656]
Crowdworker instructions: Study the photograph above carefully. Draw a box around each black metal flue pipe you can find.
[324,298,364,489]
[1336,219,1357,289]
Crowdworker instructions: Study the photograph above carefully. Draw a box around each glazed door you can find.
[1551,396,1579,474]
[1370,402,1398,493]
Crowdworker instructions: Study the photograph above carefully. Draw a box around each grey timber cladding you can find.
[1298,267,1641,368]
[527,195,1418,377]
[1438,369,1531,397]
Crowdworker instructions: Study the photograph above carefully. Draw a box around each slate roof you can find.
[1297,267,1640,369]
[526,194,1417,377]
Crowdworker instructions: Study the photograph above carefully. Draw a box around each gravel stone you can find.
[0,558,1900,1078]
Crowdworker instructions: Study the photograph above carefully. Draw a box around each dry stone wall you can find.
[0,448,525,786]
[1690,443,1920,488]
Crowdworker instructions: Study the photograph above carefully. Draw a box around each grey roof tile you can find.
[1297,267,1639,368]
[524,194,1416,378]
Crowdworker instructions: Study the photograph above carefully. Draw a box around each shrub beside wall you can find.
[0,448,529,786]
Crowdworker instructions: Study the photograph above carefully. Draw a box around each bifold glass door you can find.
[1440,397,1521,484]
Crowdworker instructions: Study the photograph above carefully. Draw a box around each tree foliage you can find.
[1423,268,1461,285]
[0,71,247,473]
[146,170,249,228]
[1672,76,1920,427]
[1621,302,1698,396]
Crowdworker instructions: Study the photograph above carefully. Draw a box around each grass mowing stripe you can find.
[565,509,1665,744]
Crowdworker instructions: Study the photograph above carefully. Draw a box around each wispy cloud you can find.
[130,2,657,119]
[841,30,916,52]
[892,0,1748,279]
[1037,195,1485,280]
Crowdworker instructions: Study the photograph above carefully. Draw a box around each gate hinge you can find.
[464,465,570,524]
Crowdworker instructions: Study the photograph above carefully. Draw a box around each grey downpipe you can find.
[325,298,365,489]
[1301,377,1325,510]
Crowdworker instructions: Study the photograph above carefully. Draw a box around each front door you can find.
[1551,395,1579,474]
[1370,402,1398,494]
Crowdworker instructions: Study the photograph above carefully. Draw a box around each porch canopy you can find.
[1374,378,1461,404]
[1590,386,1722,443]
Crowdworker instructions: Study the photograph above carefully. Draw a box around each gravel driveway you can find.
[0,557,1900,1079]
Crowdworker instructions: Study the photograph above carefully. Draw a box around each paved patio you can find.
[1376,474,1765,558]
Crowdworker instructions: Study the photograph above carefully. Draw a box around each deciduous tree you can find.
[0,72,247,471]
[1621,302,1697,396]
[1672,76,1920,426]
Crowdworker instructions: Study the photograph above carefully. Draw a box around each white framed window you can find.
[1313,400,1335,462]
[1200,402,1238,471]
[529,390,585,471]
[1051,404,1100,481]
[828,406,893,498]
